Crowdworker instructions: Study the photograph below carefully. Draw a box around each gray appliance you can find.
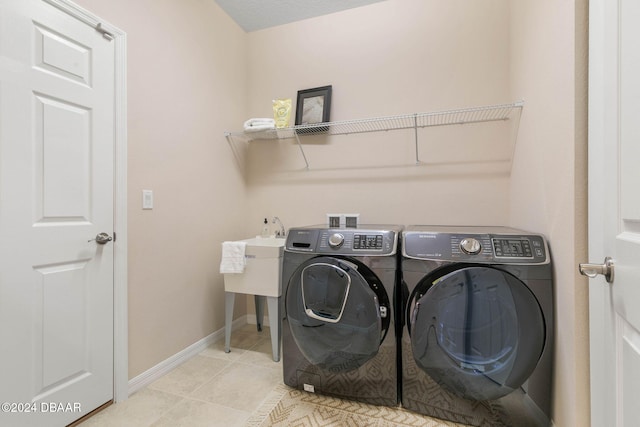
[401,226,553,426]
[282,224,402,406]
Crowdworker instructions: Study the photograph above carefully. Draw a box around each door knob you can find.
[89,232,113,244]
[579,256,614,283]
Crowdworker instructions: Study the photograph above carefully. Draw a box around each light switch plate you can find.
[142,190,153,209]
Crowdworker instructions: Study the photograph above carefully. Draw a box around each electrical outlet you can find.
[327,214,341,228]
[344,214,360,228]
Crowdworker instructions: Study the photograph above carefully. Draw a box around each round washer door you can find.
[408,265,545,401]
[286,256,390,372]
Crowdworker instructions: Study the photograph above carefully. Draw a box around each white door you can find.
[587,0,640,426]
[0,0,115,425]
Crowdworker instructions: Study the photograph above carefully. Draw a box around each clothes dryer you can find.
[282,225,402,406]
[401,226,553,426]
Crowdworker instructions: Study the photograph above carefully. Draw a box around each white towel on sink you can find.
[220,241,247,274]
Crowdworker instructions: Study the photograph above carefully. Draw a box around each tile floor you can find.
[78,324,282,427]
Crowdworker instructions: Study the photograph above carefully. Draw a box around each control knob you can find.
[328,233,345,248]
[460,237,481,255]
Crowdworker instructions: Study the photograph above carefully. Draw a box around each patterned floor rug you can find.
[247,384,467,427]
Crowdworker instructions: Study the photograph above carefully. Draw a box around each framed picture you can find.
[295,85,332,126]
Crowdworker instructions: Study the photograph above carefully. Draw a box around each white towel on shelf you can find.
[220,241,247,274]
[243,118,275,132]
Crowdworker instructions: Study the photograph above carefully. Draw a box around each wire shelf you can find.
[226,101,522,141]
[225,101,524,169]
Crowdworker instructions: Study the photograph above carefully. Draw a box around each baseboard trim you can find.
[127,315,248,395]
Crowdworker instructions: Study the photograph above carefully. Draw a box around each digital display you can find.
[354,234,383,249]
[504,240,523,255]
[493,238,533,258]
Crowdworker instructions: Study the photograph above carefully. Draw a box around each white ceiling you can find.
[215,0,388,32]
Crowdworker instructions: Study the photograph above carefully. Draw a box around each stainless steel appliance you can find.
[401,226,553,426]
[282,224,402,406]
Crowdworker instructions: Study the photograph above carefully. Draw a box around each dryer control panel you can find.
[285,225,400,256]
[402,226,549,264]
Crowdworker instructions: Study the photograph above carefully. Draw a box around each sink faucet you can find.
[272,217,285,237]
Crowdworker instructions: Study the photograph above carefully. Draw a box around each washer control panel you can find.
[403,227,549,264]
[328,233,345,248]
[353,234,384,250]
[493,237,533,258]
[285,226,399,256]
[460,237,482,255]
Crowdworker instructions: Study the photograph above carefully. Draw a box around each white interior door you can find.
[588,0,640,426]
[0,0,116,425]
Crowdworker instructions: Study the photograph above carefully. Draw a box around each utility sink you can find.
[223,236,285,297]
[223,235,285,362]
[242,236,285,258]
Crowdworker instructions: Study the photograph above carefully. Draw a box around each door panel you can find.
[0,0,115,425]
[36,94,92,220]
[589,0,640,425]
[38,261,90,390]
[34,22,92,85]
[620,316,640,426]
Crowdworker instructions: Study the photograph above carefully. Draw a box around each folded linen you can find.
[220,241,247,274]
[243,118,275,132]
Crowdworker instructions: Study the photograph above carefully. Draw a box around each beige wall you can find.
[243,0,513,230]
[72,0,248,378]
[509,1,589,426]
[71,1,589,425]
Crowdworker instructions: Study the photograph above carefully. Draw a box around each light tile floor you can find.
[78,324,281,427]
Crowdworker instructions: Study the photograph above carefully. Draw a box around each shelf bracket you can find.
[413,113,420,164]
[225,132,245,173]
[293,132,310,170]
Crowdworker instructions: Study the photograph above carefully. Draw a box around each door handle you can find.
[579,256,614,283]
[89,232,113,245]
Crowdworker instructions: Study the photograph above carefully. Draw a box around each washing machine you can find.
[401,226,553,426]
[282,224,402,406]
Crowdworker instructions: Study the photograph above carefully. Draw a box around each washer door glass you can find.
[286,256,389,372]
[301,262,351,323]
[408,265,545,401]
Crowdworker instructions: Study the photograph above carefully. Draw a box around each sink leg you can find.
[266,296,281,362]
[255,295,265,332]
[224,292,235,353]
